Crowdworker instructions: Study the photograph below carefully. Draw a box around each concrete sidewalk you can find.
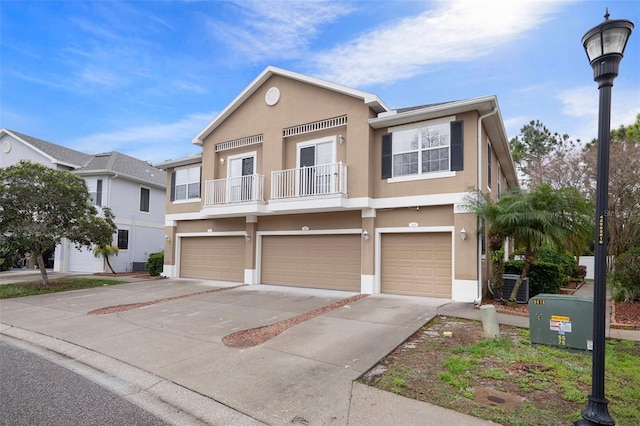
[0,274,637,425]
[0,278,495,426]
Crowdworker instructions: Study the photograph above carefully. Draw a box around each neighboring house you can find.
[155,66,518,302]
[0,129,166,273]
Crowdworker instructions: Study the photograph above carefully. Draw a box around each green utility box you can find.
[528,294,593,351]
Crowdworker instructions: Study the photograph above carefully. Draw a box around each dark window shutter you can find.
[170,171,176,201]
[197,167,202,198]
[96,179,102,207]
[450,120,464,171]
[381,133,392,179]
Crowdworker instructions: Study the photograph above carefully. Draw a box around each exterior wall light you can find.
[362,230,370,240]
[244,233,251,241]
[164,235,171,242]
[460,228,467,240]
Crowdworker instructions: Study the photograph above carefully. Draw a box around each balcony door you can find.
[297,138,334,196]
[228,152,255,202]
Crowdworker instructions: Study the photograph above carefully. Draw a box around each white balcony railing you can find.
[204,174,264,205]
[271,162,347,200]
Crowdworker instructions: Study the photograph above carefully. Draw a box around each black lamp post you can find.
[576,9,633,426]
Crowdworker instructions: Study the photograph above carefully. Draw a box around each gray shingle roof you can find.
[395,101,456,113]
[4,129,166,188]
[8,129,91,167]
[77,151,166,187]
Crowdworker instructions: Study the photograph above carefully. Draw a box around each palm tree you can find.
[467,184,591,302]
[93,244,119,274]
[465,190,508,300]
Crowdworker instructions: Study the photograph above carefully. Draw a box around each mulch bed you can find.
[222,294,368,348]
[485,298,640,330]
[87,284,245,315]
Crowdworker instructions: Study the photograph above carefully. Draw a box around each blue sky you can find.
[1,0,639,165]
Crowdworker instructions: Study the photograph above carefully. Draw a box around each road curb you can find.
[0,324,265,426]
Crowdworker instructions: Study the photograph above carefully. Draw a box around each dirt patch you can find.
[88,284,245,315]
[361,316,640,425]
[611,301,640,330]
[222,294,368,348]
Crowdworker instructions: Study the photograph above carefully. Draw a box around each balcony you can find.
[202,174,266,217]
[270,162,348,212]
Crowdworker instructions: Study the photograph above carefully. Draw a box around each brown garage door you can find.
[180,236,244,281]
[261,235,360,291]
[381,232,452,298]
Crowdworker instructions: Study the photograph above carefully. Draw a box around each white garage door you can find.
[68,246,97,273]
[180,236,245,281]
[381,232,452,298]
[261,235,361,291]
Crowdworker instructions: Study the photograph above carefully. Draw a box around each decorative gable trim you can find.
[283,115,347,138]
[193,66,389,145]
[215,134,263,152]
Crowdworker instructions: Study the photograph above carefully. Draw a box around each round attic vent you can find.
[265,87,280,106]
[1,141,11,154]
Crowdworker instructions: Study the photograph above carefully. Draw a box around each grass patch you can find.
[0,277,128,298]
[363,317,640,426]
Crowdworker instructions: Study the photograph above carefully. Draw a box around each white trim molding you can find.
[245,269,258,285]
[361,274,375,294]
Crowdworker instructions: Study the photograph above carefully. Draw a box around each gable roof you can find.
[193,66,390,145]
[75,151,166,188]
[1,128,165,188]
[2,128,91,168]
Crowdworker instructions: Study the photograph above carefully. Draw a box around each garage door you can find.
[180,236,244,281]
[68,246,97,273]
[261,235,360,291]
[381,232,452,298]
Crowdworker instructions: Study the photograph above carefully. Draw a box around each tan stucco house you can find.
[155,66,518,302]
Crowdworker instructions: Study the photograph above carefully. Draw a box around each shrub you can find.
[611,247,640,302]
[510,246,577,277]
[146,251,164,277]
[504,260,564,297]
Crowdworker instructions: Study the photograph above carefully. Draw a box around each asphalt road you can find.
[0,341,169,426]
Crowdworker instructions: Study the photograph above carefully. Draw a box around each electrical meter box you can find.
[528,294,593,351]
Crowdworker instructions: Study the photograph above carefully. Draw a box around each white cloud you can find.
[312,0,562,87]
[558,86,640,144]
[68,112,214,164]
[208,0,354,62]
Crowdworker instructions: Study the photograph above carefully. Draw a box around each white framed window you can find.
[171,165,201,202]
[382,117,462,182]
[487,141,492,190]
[86,178,103,206]
[227,151,256,202]
[296,136,336,196]
[139,187,150,212]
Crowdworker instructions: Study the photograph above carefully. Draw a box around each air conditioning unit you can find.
[500,274,530,303]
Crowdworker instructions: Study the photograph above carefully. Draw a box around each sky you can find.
[1,0,639,165]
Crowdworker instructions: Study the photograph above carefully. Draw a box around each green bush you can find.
[146,252,164,277]
[504,260,564,297]
[510,246,577,277]
[611,247,640,302]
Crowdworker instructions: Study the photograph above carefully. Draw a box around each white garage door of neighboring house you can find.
[381,232,452,298]
[261,234,361,291]
[180,236,245,281]
[68,246,97,273]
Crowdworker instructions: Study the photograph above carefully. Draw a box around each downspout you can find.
[475,107,498,305]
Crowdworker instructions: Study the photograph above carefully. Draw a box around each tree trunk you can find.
[105,256,115,274]
[509,250,534,302]
[36,252,49,286]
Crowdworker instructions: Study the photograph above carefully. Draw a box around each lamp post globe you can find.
[575,9,633,426]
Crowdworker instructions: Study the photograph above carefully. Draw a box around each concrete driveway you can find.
[0,278,487,425]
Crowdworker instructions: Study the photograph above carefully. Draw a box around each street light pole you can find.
[577,10,633,426]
